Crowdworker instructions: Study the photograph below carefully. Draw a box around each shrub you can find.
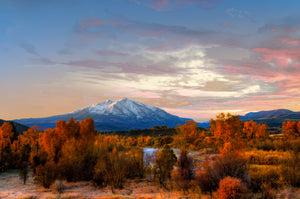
[55,180,66,194]
[153,145,177,188]
[35,161,57,188]
[217,177,248,199]
[195,149,249,195]
[249,166,281,192]
[93,150,126,191]
[93,156,109,187]
[123,148,144,179]
[19,167,29,185]
[280,152,300,187]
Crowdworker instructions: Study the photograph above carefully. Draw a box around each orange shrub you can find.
[217,177,248,199]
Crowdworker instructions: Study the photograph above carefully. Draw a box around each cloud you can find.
[149,0,169,11]
[64,45,277,109]
[253,47,300,68]
[265,25,300,33]
[259,16,300,33]
[73,18,108,39]
[79,19,104,29]
[97,50,129,56]
[64,60,105,69]
[112,16,246,48]
[226,8,256,23]
[29,57,58,66]
[127,0,224,11]
[173,0,224,9]
[19,42,38,55]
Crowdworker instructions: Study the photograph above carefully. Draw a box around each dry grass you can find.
[0,170,201,199]
[1,170,298,199]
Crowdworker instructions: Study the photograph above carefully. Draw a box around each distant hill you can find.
[197,109,300,128]
[14,98,193,131]
[0,119,29,135]
[239,109,300,127]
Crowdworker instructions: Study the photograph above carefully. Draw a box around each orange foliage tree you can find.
[243,120,269,141]
[11,126,41,168]
[0,122,15,171]
[175,120,202,149]
[282,120,300,138]
[195,142,249,195]
[210,113,243,148]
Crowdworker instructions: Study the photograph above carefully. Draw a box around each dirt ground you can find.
[0,170,202,199]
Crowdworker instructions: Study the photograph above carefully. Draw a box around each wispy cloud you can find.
[96,49,129,56]
[79,19,104,29]
[127,0,224,11]
[73,18,108,39]
[19,42,38,55]
[226,8,256,23]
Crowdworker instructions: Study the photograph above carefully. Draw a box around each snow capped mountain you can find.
[14,98,193,131]
[73,98,164,119]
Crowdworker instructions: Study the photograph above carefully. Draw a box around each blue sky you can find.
[1,0,300,121]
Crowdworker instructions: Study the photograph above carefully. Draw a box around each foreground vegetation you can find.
[0,113,299,198]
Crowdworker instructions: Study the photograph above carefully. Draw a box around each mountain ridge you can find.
[0,119,29,135]
[197,109,300,128]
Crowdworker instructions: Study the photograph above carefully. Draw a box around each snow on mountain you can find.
[73,98,166,119]
[14,98,193,131]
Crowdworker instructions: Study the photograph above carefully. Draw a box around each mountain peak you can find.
[15,98,192,131]
[74,98,161,119]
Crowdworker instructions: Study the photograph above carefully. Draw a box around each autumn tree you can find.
[210,113,243,149]
[175,120,201,149]
[0,122,15,171]
[243,120,269,141]
[171,148,193,193]
[282,120,300,139]
[11,126,41,168]
[154,145,177,188]
[195,143,249,195]
[39,128,62,163]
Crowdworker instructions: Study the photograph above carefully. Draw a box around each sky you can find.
[1,0,300,121]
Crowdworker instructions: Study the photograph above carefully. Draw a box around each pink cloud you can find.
[279,37,300,45]
[174,0,224,8]
[79,20,104,29]
[147,44,170,51]
[222,21,228,26]
[253,47,300,66]
[65,60,105,68]
[270,28,278,32]
[149,0,169,11]
[269,26,300,33]
[97,50,129,56]
[131,0,223,11]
